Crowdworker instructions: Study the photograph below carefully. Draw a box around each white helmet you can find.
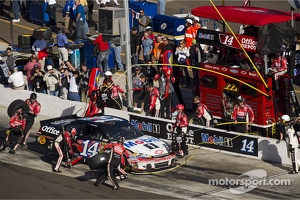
[105,71,112,76]
[237,95,245,102]
[193,16,200,22]
[281,115,290,122]
[186,19,193,24]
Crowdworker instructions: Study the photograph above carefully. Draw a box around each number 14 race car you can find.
[36,115,176,172]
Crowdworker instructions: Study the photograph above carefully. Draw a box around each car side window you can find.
[82,124,103,141]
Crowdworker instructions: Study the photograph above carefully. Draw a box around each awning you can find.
[191,6,300,26]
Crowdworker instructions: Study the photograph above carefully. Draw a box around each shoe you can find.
[112,187,119,190]
[9,149,15,154]
[94,182,99,187]
[52,169,62,173]
[21,144,28,148]
[289,170,298,174]
[12,19,20,22]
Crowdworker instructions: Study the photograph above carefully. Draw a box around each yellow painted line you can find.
[0,18,34,32]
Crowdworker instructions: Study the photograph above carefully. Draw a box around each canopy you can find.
[191,6,300,26]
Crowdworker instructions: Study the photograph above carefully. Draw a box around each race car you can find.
[36,115,176,172]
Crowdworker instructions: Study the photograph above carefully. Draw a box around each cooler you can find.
[70,49,81,69]
[29,1,49,25]
[129,1,157,28]
[108,42,115,69]
[152,14,186,42]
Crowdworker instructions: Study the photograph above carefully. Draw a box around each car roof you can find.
[77,115,127,125]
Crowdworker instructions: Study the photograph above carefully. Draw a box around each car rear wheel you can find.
[188,114,205,126]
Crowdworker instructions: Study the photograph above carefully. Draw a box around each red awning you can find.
[191,6,300,26]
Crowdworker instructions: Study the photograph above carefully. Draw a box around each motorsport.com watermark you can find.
[208,169,292,194]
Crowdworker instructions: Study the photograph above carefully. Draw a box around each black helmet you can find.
[30,93,37,100]
[117,136,125,143]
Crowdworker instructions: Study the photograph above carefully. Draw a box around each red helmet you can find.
[176,104,184,111]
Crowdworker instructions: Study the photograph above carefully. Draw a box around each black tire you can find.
[188,113,206,126]
[7,99,29,118]
[18,34,34,46]
[86,153,109,170]
[33,27,52,40]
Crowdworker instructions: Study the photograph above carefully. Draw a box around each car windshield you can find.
[100,121,144,141]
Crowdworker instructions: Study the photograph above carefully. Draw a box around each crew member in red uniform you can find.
[63,128,83,168]
[193,16,201,36]
[170,104,188,157]
[184,19,195,48]
[232,96,254,133]
[85,90,104,116]
[94,136,129,190]
[102,71,114,86]
[145,83,160,117]
[270,52,288,90]
[106,79,126,110]
[0,108,26,154]
[194,96,212,127]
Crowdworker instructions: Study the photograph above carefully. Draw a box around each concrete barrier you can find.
[0,84,298,166]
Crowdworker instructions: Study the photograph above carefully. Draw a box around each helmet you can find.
[176,104,185,111]
[105,71,112,77]
[193,16,200,22]
[237,95,245,102]
[117,136,125,143]
[186,19,193,24]
[30,93,37,100]
[281,115,290,122]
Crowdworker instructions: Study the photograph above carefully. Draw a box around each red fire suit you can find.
[184,25,195,48]
[95,142,129,189]
[196,103,212,127]
[232,103,254,133]
[23,99,41,144]
[173,112,188,156]
[148,87,160,117]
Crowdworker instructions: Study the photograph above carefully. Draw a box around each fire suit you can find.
[184,25,195,48]
[232,103,254,133]
[285,125,300,173]
[196,103,212,127]
[95,142,129,190]
[0,112,26,151]
[172,112,189,156]
[110,85,125,110]
[148,86,160,117]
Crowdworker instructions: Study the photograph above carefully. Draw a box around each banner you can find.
[129,114,258,157]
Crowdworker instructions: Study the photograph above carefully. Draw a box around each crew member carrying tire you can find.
[94,136,129,190]
[193,96,212,127]
[0,108,26,154]
[170,104,189,157]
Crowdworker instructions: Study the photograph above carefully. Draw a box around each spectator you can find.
[57,27,69,66]
[12,0,21,22]
[24,56,42,91]
[189,39,201,96]
[59,67,70,99]
[130,27,141,65]
[145,26,156,46]
[232,95,254,133]
[184,19,195,48]
[170,104,188,157]
[278,115,300,174]
[68,70,81,101]
[141,32,153,63]
[138,9,147,33]
[0,56,9,85]
[93,33,110,76]
[175,40,190,86]
[132,67,145,111]
[157,0,165,14]
[8,67,25,90]
[63,0,76,36]
[45,0,57,27]
[144,82,160,117]
[194,96,212,127]
[153,34,164,68]
[30,65,47,94]
[74,0,87,41]
[32,34,48,71]
[270,52,288,91]
[79,64,90,102]
[6,47,15,71]
[111,36,124,72]
[0,108,26,154]
[79,0,89,34]
[144,61,157,84]
[87,0,95,27]
[43,65,61,96]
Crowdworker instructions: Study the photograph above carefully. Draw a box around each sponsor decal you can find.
[124,137,161,148]
[201,133,233,147]
[197,32,215,40]
[41,126,60,135]
[241,71,247,75]
[177,25,185,32]
[230,69,239,73]
[155,150,164,154]
[248,72,258,77]
[131,119,161,134]
[161,23,167,30]
[222,67,228,71]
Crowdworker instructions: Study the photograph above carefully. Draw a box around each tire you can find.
[86,152,109,170]
[188,113,206,126]
[33,27,52,40]
[18,34,34,46]
[7,99,29,118]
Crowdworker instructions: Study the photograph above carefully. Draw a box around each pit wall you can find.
[0,84,297,166]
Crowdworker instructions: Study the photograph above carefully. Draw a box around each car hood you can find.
[124,135,170,157]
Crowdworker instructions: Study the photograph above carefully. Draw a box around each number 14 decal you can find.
[80,140,100,157]
[241,139,255,153]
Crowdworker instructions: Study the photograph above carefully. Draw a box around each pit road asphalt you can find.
[0,105,300,199]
